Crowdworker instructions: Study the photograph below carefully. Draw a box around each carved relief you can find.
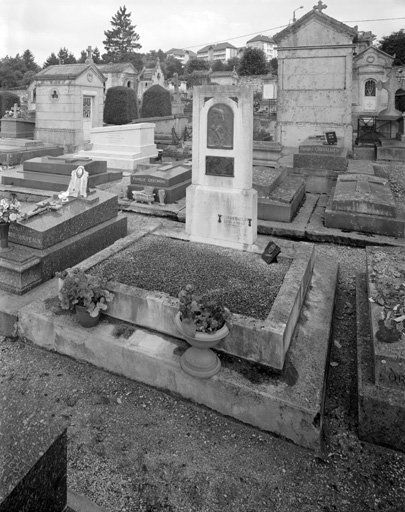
[207,103,234,149]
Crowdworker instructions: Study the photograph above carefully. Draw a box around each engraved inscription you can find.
[207,103,233,149]
[218,214,252,227]
[379,366,405,390]
[206,156,234,177]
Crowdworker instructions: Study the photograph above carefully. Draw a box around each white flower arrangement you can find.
[0,195,21,223]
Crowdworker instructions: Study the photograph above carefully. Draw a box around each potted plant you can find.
[0,193,21,252]
[56,267,114,328]
[175,284,232,378]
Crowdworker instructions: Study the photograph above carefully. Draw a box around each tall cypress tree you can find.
[103,6,141,63]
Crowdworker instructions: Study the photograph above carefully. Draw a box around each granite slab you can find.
[23,156,107,176]
[9,190,119,249]
[130,164,192,188]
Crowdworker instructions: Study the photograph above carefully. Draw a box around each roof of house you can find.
[246,34,275,44]
[97,62,138,75]
[197,42,237,54]
[34,63,105,82]
[166,48,197,58]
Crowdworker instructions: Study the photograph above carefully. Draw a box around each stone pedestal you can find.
[0,118,35,139]
[186,84,258,251]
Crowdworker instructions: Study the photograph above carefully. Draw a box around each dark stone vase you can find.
[0,222,10,251]
[75,305,100,328]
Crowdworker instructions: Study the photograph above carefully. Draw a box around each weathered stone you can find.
[258,176,306,222]
[130,164,191,188]
[9,190,119,249]
[293,151,348,171]
[23,156,107,176]
[298,137,346,155]
[366,247,405,391]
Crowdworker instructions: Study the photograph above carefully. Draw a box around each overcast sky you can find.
[1,0,404,66]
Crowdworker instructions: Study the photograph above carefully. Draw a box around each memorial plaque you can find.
[261,241,281,264]
[205,156,234,177]
[207,103,233,149]
[325,131,337,145]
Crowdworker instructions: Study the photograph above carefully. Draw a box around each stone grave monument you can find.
[273,5,356,149]
[128,163,192,204]
[186,84,258,251]
[324,173,405,238]
[0,171,127,294]
[1,154,120,192]
[357,247,405,452]
[78,123,158,171]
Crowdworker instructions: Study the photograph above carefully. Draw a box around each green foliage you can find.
[140,84,171,118]
[103,86,139,125]
[379,29,405,65]
[78,47,102,64]
[184,58,210,74]
[178,284,233,336]
[0,52,40,88]
[56,267,114,317]
[212,59,226,72]
[238,47,269,76]
[103,5,142,63]
[0,91,20,118]
[269,57,278,75]
[43,47,77,67]
[163,56,184,79]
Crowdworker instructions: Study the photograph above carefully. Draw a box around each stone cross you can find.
[377,70,402,118]
[85,46,93,64]
[313,0,327,12]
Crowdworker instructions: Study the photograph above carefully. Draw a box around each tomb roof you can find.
[97,62,138,75]
[34,63,105,82]
[274,9,357,45]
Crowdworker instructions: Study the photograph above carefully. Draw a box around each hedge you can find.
[103,86,139,125]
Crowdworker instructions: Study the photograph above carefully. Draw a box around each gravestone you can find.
[273,7,356,148]
[128,163,192,203]
[0,189,127,294]
[324,173,405,237]
[186,84,258,251]
[2,155,119,192]
[78,123,157,171]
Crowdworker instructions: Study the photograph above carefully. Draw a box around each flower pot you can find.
[174,311,229,379]
[0,222,10,252]
[75,305,100,328]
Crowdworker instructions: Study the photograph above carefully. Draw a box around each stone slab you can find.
[329,174,397,218]
[0,387,67,512]
[258,176,306,223]
[293,151,348,171]
[130,164,192,188]
[1,169,122,192]
[0,145,64,168]
[324,191,405,238]
[356,272,405,453]
[253,166,286,197]
[128,179,191,204]
[0,246,42,294]
[287,166,339,194]
[9,190,119,249]
[16,254,338,450]
[23,156,107,176]
[366,247,405,391]
[298,137,346,156]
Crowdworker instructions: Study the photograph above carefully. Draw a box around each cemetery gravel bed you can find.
[2,242,405,512]
[88,235,291,320]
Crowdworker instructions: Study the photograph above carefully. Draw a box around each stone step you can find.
[377,139,405,161]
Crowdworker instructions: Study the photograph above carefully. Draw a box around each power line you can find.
[183,16,405,51]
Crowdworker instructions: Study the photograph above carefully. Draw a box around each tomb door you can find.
[82,95,93,141]
[363,79,377,112]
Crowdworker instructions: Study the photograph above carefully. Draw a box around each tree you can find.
[103,5,141,62]
[269,57,278,75]
[211,60,225,72]
[226,56,240,71]
[22,50,40,72]
[57,47,77,64]
[78,46,103,64]
[165,56,184,80]
[184,58,210,74]
[43,52,59,68]
[238,47,268,76]
[379,29,405,65]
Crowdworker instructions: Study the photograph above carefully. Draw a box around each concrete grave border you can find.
[60,222,316,371]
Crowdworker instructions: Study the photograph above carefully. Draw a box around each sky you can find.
[1,0,404,66]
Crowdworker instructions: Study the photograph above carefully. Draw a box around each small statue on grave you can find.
[158,189,166,205]
[377,70,402,118]
[66,165,89,198]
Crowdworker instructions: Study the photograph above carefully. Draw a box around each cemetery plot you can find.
[81,229,315,371]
